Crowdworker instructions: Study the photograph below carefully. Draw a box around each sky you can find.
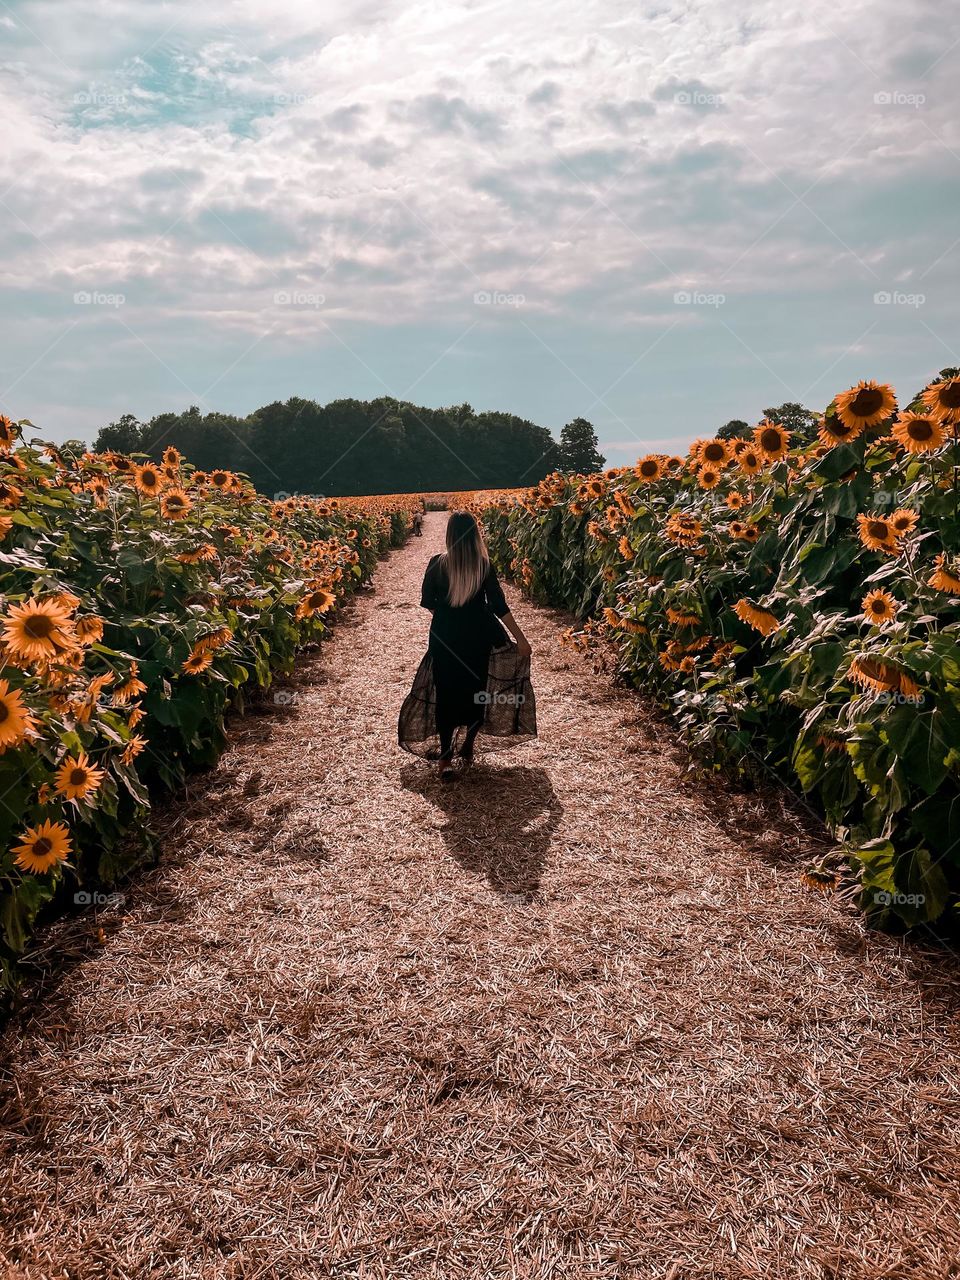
[0,0,957,466]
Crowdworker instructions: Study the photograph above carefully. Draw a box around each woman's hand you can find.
[515,637,532,659]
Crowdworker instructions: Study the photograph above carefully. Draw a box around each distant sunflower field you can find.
[482,372,960,930]
[0,419,412,990]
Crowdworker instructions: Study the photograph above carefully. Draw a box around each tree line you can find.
[94,398,579,497]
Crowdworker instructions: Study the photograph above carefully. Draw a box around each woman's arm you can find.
[486,566,532,657]
[420,558,440,611]
[500,610,531,658]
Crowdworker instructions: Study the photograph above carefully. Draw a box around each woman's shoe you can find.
[438,760,456,782]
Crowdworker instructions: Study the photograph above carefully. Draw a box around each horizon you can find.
[1,0,957,468]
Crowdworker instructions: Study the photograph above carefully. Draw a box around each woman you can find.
[398,511,536,779]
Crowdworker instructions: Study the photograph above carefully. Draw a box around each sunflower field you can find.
[482,373,960,930]
[0,418,411,990]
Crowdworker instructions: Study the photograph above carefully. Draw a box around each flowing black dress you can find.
[397,555,537,758]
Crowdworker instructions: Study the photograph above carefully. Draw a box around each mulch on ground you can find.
[2,513,960,1280]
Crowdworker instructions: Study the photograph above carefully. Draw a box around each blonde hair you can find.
[441,511,489,607]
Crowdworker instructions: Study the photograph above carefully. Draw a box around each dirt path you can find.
[2,513,960,1280]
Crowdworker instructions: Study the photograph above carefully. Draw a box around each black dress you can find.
[398,555,537,758]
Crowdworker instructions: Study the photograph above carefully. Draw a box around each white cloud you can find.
[0,0,957,451]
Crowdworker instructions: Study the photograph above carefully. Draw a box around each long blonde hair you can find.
[441,511,489,607]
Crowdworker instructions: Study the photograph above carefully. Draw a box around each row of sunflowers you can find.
[482,373,960,930]
[0,417,413,990]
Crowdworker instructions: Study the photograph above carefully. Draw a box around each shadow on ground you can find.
[401,762,562,896]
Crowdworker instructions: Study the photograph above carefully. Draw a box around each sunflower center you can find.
[24,614,55,640]
[940,382,960,409]
[870,601,885,614]
[909,419,934,441]
[760,429,781,451]
[0,701,8,724]
[69,768,88,786]
[34,838,52,857]
[641,462,657,476]
[703,443,725,462]
[867,520,888,540]
[143,470,157,484]
[851,388,884,417]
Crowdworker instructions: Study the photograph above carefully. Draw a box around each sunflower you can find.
[614,490,635,517]
[861,589,898,625]
[726,492,745,510]
[848,655,901,695]
[665,513,703,546]
[2,598,75,661]
[928,553,960,595]
[209,469,235,492]
[113,664,146,704]
[733,599,780,636]
[0,679,36,752]
[75,616,105,646]
[729,520,746,538]
[160,488,193,520]
[177,543,218,564]
[754,420,791,461]
[12,820,72,874]
[834,380,897,432]
[856,513,896,553]
[195,626,232,652]
[889,509,919,536]
[133,463,165,497]
[0,515,12,539]
[162,445,182,468]
[603,607,620,627]
[891,411,944,455]
[635,455,663,483]
[678,655,697,673]
[921,376,960,425]
[296,586,336,618]
[697,466,721,489]
[738,448,764,476]
[698,439,729,467]
[0,415,19,451]
[741,524,760,543]
[86,477,110,509]
[121,735,147,764]
[666,607,700,627]
[55,751,106,801]
[618,535,635,560]
[182,648,214,675]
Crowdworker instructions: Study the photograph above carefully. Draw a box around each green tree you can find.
[95,413,144,454]
[716,418,749,441]
[762,402,819,444]
[557,418,605,474]
[95,397,561,496]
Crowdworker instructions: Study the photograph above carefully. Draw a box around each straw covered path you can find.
[2,513,960,1280]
